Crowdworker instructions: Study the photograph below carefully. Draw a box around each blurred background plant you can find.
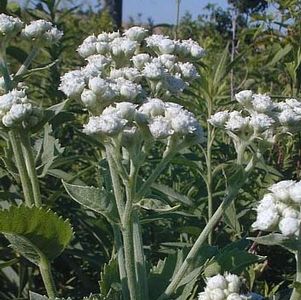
[1,0,301,299]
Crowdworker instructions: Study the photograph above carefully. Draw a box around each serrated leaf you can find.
[99,257,121,297]
[63,181,119,223]
[0,205,73,265]
[138,198,180,212]
[248,233,301,253]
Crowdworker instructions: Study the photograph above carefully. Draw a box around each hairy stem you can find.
[9,130,34,206]
[157,159,255,300]
[133,209,149,300]
[290,222,301,300]
[39,256,57,299]
[20,131,42,207]
[112,224,129,300]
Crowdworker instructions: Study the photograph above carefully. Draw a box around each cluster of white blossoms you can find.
[198,273,247,300]
[0,13,62,48]
[83,99,204,143]
[252,180,301,237]
[208,90,301,144]
[0,89,42,128]
[60,27,205,144]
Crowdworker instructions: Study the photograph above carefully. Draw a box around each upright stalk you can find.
[290,221,301,300]
[133,212,149,300]
[157,159,255,300]
[112,224,129,300]
[39,255,57,299]
[20,131,42,207]
[8,130,34,206]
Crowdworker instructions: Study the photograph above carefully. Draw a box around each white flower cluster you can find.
[209,90,301,144]
[0,13,23,37]
[83,99,204,143]
[252,180,301,237]
[59,27,203,110]
[0,89,42,128]
[22,19,63,43]
[0,14,62,47]
[198,273,244,300]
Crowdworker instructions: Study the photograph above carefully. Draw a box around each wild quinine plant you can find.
[0,13,73,300]
[1,11,301,300]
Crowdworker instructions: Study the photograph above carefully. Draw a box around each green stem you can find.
[157,159,255,300]
[16,47,39,77]
[0,55,12,91]
[206,124,214,245]
[20,131,42,207]
[122,216,139,300]
[133,210,149,300]
[39,256,57,299]
[105,145,125,220]
[8,131,34,206]
[112,224,129,300]
[290,223,301,300]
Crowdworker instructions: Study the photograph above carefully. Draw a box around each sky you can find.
[122,0,228,24]
[14,0,229,24]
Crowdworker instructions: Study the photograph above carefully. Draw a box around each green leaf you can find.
[138,198,180,212]
[267,44,293,67]
[0,205,73,265]
[63,181,119,223]
[248,233,301,253]
[0,258,19,269]
[224,202,241,236]
[99,257,121,297]
[36,123,64,178]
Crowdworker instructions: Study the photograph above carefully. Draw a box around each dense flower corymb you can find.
[252,180,301,237]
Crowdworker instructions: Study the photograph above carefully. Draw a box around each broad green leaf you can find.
[99,257,122,297]
[63,181,119,223]
[248,233,301,253]
[0,205,73,265]
[138,198,180,212]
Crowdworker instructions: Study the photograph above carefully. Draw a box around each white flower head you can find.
[279,217,300,236]
[116,78,142,100]
[277,109,301,126]
[0,13,23,36]
[110,37,137,58]
[268,180,295,202]
[59,70,85,98]
[206,274,228,290]
[249,113,275,132]
[158,54,177,70]
[225,111,249,132]
[252,209,279,231]
[77,35,97,58]
[198,292,211,300]
[251,94,274,113]
[209,288,226,300]
[86,54,111,71]
[22,20,53,39]
[143,62,165,80]
[164,74,187,95]
[83,114,127,136]
[256,193,276,213]
[81,89,97,109]
[208,111,230,128]
[289,181,301,203]
[178,62,199,80]
[139,98,165,118]
[44,27,63,43]
[149,116,173,139]
[176,39,205,59]
[115,102,137,120]
[226,294,242,300]
[225,273,241,294]
[123,26,148,42]
[235,90,253,106]
[132,53,151,69]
